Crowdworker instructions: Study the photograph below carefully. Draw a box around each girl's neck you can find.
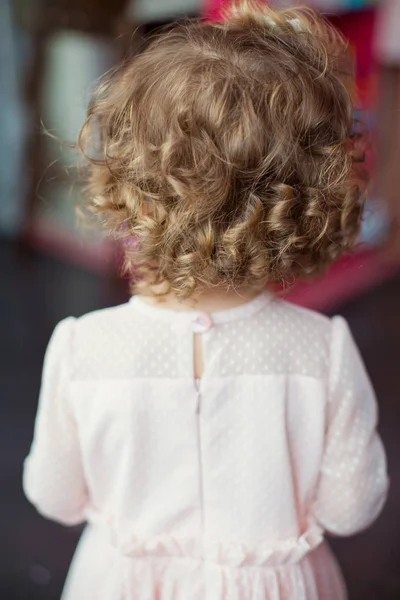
[141,287,264,313]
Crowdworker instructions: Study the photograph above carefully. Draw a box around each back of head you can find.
[79,0,366,298]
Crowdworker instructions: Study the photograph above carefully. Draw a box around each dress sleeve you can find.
[23,318,88,526]
[312,316,389,536]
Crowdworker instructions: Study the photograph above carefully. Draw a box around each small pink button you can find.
[192,313,214,333]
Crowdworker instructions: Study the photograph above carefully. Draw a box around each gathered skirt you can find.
[62,524,347,600]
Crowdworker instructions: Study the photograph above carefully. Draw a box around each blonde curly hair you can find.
[78,0,366,297]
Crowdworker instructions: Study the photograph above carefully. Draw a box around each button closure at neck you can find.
[192,313,214,333]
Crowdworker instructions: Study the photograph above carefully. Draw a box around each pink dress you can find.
[23,293,388,600]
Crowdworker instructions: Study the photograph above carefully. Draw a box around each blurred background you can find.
[1,0,400,598]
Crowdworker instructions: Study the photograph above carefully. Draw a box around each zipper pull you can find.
[194,380,201,414]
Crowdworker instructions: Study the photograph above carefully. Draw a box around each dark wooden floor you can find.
[1,238,399,600]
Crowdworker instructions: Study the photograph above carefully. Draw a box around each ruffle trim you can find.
[86,507,323,569]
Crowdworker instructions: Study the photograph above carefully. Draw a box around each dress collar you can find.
[129,292,272,326]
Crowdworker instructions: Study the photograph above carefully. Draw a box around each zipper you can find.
[195,386,205,532]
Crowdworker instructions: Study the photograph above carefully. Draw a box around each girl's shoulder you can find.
[73,301,135,337]
[247,298,354,379]
[58,301,142,380]
[257,297,333,343]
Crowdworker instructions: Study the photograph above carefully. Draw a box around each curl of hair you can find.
[78,0,367,298]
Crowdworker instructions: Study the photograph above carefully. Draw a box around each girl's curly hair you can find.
[78,0,366,297]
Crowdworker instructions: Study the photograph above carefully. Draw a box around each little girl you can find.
[24,2,388,599]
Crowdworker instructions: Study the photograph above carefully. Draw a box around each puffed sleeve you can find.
[23,318,88,525]
[312,317,389,536]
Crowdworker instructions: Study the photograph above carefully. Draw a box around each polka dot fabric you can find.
[23,293,388,600]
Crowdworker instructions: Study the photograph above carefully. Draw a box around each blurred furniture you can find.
[0,0,26,236]
[20,0,129,243]
[19,0,203,268]
[126,0,199,23]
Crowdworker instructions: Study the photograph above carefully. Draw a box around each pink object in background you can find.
[202,0,224,20]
